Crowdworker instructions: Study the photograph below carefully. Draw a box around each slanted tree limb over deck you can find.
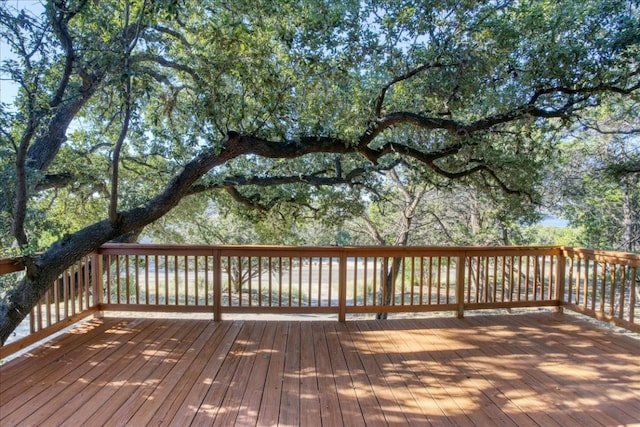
[1,312,639,426]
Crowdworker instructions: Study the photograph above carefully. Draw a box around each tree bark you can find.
[0,131,358,344]
[621,174,639,252]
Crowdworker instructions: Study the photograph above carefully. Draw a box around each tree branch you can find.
[131,53,201,81]
[152,24,192,47]
[188,160,402,195]
[34,173,74,191]
[225,187,269,212]
[374,61,448,117]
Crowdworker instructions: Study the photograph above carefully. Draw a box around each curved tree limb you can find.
[374,61,449,117]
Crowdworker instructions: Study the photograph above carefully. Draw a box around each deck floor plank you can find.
[322,322,367,427]
[155,321,243,426]
[345,321,414,426]
[389,318,491,427]
[381,319,469,427]
[25,319,167,427]
[0,318,159,426]
[233,320,278,426]
[1,312,639,427]
[434,317,570,427]
[278,321,301,426]
[355,320,433,426]
[125,320,234,425]
[298,321,322,426]
[491,314,640,425]
[0,318,126,402]
[59,320,194,426]
[334,321,390,426]
[187,320,262,426]
[0,318,118,391]
[102,319,208,424]
[256,321,289,427]
[312,321,345,427]
[399,319,508,427]
[428,316,572,427]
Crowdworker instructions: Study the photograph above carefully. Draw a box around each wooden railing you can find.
[96,245,564,320]
[562,247,639,333]
[0,254,100,357]
[1,244,638,358]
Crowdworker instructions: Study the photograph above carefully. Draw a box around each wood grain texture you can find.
[1,312,639,426]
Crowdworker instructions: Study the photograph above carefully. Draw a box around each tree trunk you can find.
[376,256,403,320]
[0,132,357,344]
[621,174,639,252]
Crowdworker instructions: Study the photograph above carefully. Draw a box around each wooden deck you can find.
[1,312,639,426]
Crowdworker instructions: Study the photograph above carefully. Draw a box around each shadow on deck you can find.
[1,311,639,426]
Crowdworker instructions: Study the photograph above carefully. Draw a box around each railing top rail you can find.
[562,247,640,267]
[97,243,563,257]
[0,257,26,275]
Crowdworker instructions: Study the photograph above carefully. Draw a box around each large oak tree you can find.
[1,0,638,344]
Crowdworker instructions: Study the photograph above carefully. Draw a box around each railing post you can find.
[630,267,637,324]
[91,253,104,319]
[555,249,566,314]
[213,249,222,322]
[338,250,347,322]
[456,254,466,319]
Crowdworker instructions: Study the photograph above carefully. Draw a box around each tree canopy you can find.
[0,0,639,343]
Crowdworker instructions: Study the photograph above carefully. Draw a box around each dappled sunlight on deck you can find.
[1,311,639,426]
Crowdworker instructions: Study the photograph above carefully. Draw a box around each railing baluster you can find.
[317,257,322,307]
[630,267,636,324]
[45,288,51,327]
[307,257,313,307]
[584,258,590,308]
[556,251,566,310]
[427,256,433,304]
[95,254,104,317]
[339,251,347,322]
[193,256,199,307]
[591,260,598,312]
[213,250,222,321]
[134,255,139,305]
[619,266,626,320]
[288,257,293,307]
[363,257,369,306]
[574,256,580,305]
[436,257,442,304]
[492,256,498,303]
[327,257,333,307]
[410,257,416,305]
[278,257,283,307]
[456,255,465,318]
[610,264,617,317]
[154,255,159,305]
[417,257,423,305]
[483,257,490,303]
[600,262,607,315]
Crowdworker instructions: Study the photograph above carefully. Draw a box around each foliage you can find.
[517,224,583,247]
[0,0,639,342]
[548,128,640,251]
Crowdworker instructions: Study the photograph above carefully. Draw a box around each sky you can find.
[0,1,44,107]
[539,217,569,228]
